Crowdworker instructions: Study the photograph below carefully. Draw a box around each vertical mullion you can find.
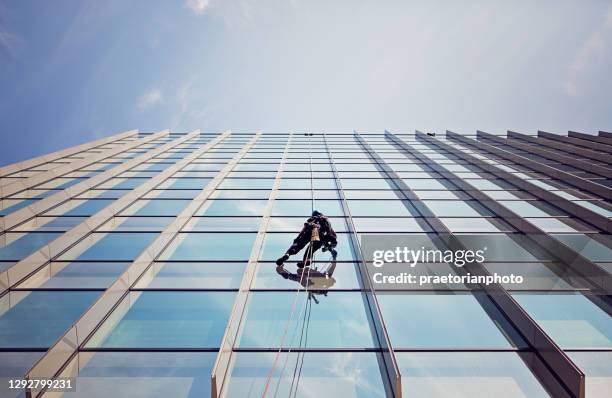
[211,134,292,398]
[324,132,402,398]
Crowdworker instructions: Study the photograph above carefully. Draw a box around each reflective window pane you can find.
[196,199,268,216]
[0,232,61,262]
[57,233,159,261]
[225,352,386,398]
[512,293,612,348]
[120,199,191,216]
[86,291,235,348]
[65,352,216,398]
[238,292,377,348]
[397,352,550,397]
[0,291,98,348]
[134,262,246,289]
[568,351,612,398]
[159,233,256,261]
[378,293,517,348]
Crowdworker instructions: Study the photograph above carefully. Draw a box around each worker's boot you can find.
[330,248,338,260]
[297,258,311,269]
[276,254,289,266]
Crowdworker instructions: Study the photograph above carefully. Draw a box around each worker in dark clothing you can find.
[276,210,337,268]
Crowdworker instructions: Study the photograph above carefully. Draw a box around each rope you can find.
[273,265,313,398]
[261,243,311,396]
[262,134,317,398]
[289,293,312,398]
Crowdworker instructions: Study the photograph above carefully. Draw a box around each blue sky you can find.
[1,0,611,165]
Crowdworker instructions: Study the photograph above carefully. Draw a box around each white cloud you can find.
[137,88,162,109]
[185,0,211,16]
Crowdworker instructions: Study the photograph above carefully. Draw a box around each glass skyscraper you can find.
[0,129,610,398]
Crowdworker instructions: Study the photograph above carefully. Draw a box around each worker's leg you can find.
[276,239,308,265]
[298,241,322,268]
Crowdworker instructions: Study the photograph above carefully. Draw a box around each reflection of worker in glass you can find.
[276,260,337,301]
[276,210,337,269]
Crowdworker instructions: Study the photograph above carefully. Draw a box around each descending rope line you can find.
[262,241,314,398]
[289,292,312,398]
[272,264,313,398]
[262,134,317,397]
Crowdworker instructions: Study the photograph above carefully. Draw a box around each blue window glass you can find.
[397,352,549,397]
[98,217,174,231]
[134,262,246,289]
[77,189,131,199]
[419,200,492,217]
[341,179,395,190]
[217,178,275,190]
[85,291,235,348]
[279,179,337,190]
[18,262,130,289]
[0,351,45,390]
[196,199,268,216]
[499,200,567,217]
[64,352,216,398]
[456,234,550,262]
[65,199,115,216]
[120,199,191,216]
[98,178,147,189]
[0,199,37,216]
[0,232,62,262]
[225,352,386,398]
[159,233,256,261]
[0,291,98,348]
[19,216,88,231]
[254,261,360,289]
[57,232,159,261]
[552,234,612,262]
[45,199,115,216]
[161,178,212,190]
[377,293,517,348]
[271,200,344,216]
[186,217,261,231]
[402,178,451,190]
[238,292,377,348]
[347,200,416,217]
[211,189,271,199]
[512,293,612,348]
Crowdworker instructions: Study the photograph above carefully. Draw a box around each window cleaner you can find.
[275,210,337,268]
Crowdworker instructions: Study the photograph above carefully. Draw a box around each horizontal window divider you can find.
[11,288,107,292]
[0,348,51,352]
[233,347,382,353]
[79,347,220,352]
[392,347,528,352]
[249,288,364,292]
[129,288,239,292]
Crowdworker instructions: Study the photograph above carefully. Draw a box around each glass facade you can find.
[0,130,610,398]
